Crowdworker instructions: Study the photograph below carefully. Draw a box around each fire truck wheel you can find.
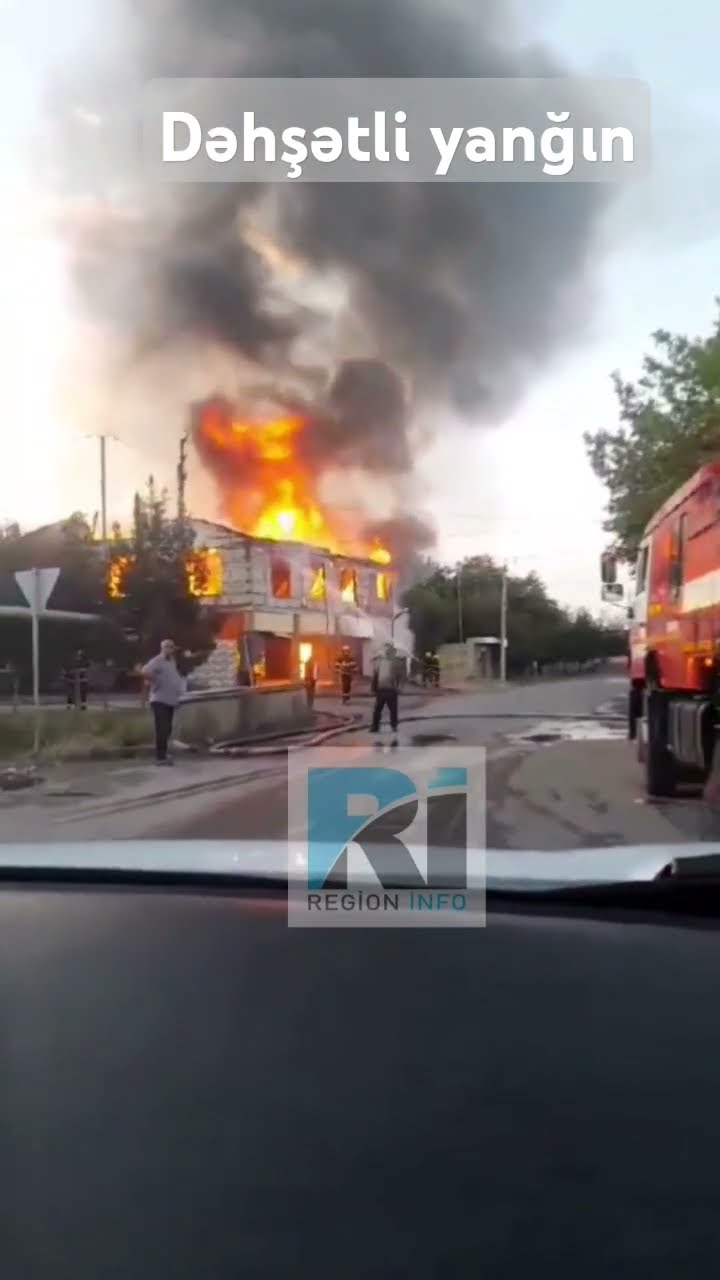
[636,718,647,765]
[645,689,676,797]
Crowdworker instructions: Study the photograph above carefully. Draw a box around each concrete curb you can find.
[3,715,347,771]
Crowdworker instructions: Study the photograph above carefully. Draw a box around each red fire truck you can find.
[602,460,720,798]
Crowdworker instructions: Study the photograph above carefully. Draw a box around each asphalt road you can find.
[142,673,720,851]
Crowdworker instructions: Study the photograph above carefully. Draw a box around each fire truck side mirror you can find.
[601,583,624,603]
[600,551,617,585]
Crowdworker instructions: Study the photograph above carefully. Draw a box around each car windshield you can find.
[1,3,716,886]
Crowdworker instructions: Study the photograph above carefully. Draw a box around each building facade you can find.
[189,520,415,689]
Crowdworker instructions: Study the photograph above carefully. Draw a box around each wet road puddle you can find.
[508,718,626,746]
[634,794,703,807]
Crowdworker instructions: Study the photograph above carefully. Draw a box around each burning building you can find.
[187,519,409,689]
[185,393,415,688]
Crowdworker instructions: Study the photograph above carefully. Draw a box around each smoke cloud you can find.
[362,513,436,568]
[50,0,613,558]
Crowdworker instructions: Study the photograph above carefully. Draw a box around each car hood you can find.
[0,840,709,888]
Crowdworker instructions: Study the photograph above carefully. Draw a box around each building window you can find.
[309,563,326,601]
[187,548,223,598]
[376,571,390,602]
[339,567,358,604]
[109,550,224,601]
[271,556,292,599]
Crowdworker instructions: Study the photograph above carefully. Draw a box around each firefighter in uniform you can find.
[334,645,356,704]
[64,649,89,710]
[303,654,318,710]
[430,651,441,687]
[423,651,440,687]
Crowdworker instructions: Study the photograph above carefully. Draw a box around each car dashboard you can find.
[2,881,720,1278]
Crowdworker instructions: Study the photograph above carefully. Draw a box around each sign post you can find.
[14,568,61,754]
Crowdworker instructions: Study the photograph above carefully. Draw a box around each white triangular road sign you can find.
[15,568,61,612]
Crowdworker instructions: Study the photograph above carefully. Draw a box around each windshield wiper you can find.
[488,870,720,920]
[0,865,289,893]
[659,852,720,879]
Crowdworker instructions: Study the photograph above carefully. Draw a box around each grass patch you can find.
[0,707,152,762]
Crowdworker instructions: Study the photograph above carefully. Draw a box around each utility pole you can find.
[457,562,464,643]
[500,564,508,684]
[99,435,108,544]
[87,434,115,552]
[177,432,189,523]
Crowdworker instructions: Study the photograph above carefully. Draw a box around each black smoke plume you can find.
[52,0,612,557]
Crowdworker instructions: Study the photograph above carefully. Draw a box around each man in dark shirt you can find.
[371,643,401,743]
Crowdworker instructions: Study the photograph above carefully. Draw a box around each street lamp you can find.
[391,608,409,639]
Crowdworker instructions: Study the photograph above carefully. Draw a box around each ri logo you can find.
[287,746,486,928]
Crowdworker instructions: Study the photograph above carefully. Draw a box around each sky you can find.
[1,0,718,613]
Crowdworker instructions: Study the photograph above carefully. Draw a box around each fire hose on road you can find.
[209,710,627,758]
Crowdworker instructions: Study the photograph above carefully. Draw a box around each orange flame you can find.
[107,550,222,600]
[107,555,133,599]
[187,549,223,598]
[299,641,313,679]
[193,401,392,565]
[369,541,391,566]
[309,565,326,601]
[339,568,358,604]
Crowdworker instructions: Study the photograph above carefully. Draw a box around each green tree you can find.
[402,558,625,673]
[60,511,97,544]
[108,478,219,669]
[0,515,126,689]
[0,511,107,611]
[585,305,720,563]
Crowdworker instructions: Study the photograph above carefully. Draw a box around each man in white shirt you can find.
[371,643,401,743]
[141,639,185,765]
